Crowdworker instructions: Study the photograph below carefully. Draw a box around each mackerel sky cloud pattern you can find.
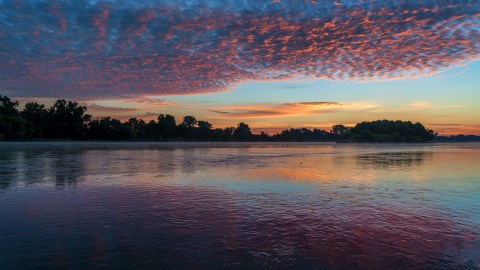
[1,0,479,99]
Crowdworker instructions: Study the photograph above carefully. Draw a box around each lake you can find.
[0,142,479,269]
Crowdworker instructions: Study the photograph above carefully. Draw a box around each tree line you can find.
[434,135,480,142]
[0,95,436,142]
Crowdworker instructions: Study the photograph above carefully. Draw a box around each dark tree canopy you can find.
[0,96,19,116]
[46,100,91,139]
[331,125,348,137]
[343,120,436,143]
[272,128,333,142]
[21,102,48,138]
[434,135,480,142]
[0,95,26,140]
[158,114,176,138]
[233,122,252,141]
[0,95,438,143]
[182,116,197,128]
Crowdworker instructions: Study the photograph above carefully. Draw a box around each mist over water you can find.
[0,142,479,269]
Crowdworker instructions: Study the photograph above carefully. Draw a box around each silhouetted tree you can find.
[0,95,26,140]
[0,96,19,116]
[331,125,349,138]
[346,120,435,142]
[175,115,198,140]
[21,102,48,138]
[257,131,270,141]
[182,116,197,128]
[0,95,438,142]
[0,113,26,140]
[434,135,480,142]
[157,114,176,139]
[144,120,159,139]
[197,120,213,141]
[313,129,332,141]
[222,127,235,141]
[126,118,146,139]
[272,127,332,141]
[87,117,132,140]
[46,100,91,139]
[233,122,252,141]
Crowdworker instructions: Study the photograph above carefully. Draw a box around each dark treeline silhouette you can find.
[340,120,436,143]
[1,95,436,142]
[434,135,480,142]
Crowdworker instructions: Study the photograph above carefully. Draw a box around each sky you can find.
[0,0,479,134]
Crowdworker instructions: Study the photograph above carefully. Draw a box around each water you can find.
[0,142,479,269]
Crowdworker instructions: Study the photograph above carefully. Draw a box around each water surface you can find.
[0,142,479,269]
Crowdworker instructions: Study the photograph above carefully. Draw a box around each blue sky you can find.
[156,60,480,134]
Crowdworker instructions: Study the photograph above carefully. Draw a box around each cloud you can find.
[209,101,376,118]
[141,112,162,117]
[209,109,231,115]
[84,103,138,113]
[407,101,468,109]
[296,102,343,106]
[429,124,480,135]
[408,101,433,108]
[124,97,175,106]
[444,104,467,108]
[429,123,462,126]
[1,0,479,99]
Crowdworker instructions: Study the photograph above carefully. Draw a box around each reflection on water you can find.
[356,151,429,170]
[0,142,479,269]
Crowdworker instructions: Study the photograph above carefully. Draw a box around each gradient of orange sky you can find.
[35,60,479,136]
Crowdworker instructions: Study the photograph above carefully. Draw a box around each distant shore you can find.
[4,95,477,143]
[1,140,478,145]
[2,96,436,143]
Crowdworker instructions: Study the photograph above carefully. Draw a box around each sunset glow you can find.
[1,0,479,134]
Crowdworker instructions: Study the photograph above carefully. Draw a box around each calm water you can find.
[0,142,479,269]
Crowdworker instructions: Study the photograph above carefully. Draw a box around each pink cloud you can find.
[0,0,479,99]
[209,101,377,118]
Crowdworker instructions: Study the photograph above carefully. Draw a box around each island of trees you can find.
[1,95,437,142]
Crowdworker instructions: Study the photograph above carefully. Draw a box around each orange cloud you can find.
[408,101,433,108]
[124,97,176,107]
[81,97,178,120]
[85,103,138,113]
[429,124,480,135]
[210,102,378,118]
